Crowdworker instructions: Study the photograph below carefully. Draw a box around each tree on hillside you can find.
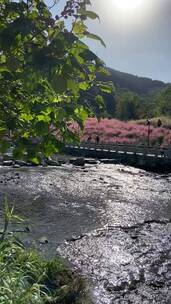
[115,91,140,121]
[136,95,156,119]
[0,0,112,163]
[155,86,171,117]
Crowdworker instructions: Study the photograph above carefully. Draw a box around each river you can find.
[0,163,170,303]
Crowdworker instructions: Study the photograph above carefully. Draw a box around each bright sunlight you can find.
[114,0,143,10]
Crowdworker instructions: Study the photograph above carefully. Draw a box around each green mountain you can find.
[82,68,169,119]
[101,68,168,95]
[94,68,170,119]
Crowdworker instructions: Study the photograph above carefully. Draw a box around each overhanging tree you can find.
[0,0,113,163]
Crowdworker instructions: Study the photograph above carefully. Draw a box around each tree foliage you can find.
[115,91,140,121]
[0,0,113,162]
[96,68,169,121]
[155,86,171,117]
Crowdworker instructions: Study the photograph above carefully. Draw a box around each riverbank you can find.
[0,202,89,304]
[0,233,87,304]
[1,150,171,173]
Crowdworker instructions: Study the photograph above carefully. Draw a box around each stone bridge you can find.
[64,142,171,171]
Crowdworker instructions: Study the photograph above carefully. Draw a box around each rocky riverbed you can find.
[0,162,170,303]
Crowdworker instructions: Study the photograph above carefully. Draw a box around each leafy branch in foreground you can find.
[0,0,113,163]
[0,200,88,304]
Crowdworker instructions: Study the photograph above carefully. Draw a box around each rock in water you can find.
[39,236,48,244]
[70,157,85,166]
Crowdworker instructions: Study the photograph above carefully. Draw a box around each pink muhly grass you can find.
[82,118,171,147]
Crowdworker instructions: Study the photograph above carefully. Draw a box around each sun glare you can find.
[114,0,143,10]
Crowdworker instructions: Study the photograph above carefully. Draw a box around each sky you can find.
[48,0,171,83]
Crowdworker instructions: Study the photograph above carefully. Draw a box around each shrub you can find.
[81,118,171,147]
[0,200,88,304]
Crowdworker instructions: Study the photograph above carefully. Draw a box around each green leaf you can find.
[81,10,99,20]
[74,106,88,122]
[67,79,79,94]
[0,55,6,64]
[85,32,106,47]
[73,21,87,36]
[31,157,40,165]
[95,95,104,105]
[0,66,10,73]
[79,82,90,91]
[0,141,11,154]
[35,121,49,135]
[97,82,114,94]
[51,75,67,93]
[13,147,25,160]
[37,114,51,123]
[0,126,6,134]
[20,113,33,122]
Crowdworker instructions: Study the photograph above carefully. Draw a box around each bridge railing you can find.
[67,142,171,159]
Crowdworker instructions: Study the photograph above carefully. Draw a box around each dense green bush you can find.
[0,201,88,304]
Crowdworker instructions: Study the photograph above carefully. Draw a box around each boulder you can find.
[70,157,85,166]
[39,236,48,244]
[85,158,99,165]
[15,160,27,166]
[13,164,20,168]
[3,160,14,166]
[46,158,61,166]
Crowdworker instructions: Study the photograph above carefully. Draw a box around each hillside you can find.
[82,68,170,120]
[101,68,168,95]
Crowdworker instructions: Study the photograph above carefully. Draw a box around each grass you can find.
[130,116,171,129]
[0,199,88,304]
[77,117,171,147]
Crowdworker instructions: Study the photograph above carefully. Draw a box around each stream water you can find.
[0,163,170,303]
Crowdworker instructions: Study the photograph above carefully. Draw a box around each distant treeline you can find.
[109,86,171,121]
[83,68,171,121]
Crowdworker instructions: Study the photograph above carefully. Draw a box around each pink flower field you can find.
[80,118,171,147]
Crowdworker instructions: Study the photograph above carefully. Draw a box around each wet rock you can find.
[14,226,30,233]
[70,157,85,166]
[24,226,30,232]
[85,159,99,165]
[130,232,139,240]
[66,234,85,242]
[58,159,67,165]
[13,164,20,168]
[3,160,14,166]
[26,162,34,166]
[106,280,128,292]
[39,236,48,244]
[2,154,13,161]
[100,159,117,164]
[46,159,61,166]
[15,160,27,166]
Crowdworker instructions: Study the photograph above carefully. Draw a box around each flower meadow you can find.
[77,118,171,147]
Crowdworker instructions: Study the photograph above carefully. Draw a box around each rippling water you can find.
[0,163,170,303]
[0,164,170,249]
